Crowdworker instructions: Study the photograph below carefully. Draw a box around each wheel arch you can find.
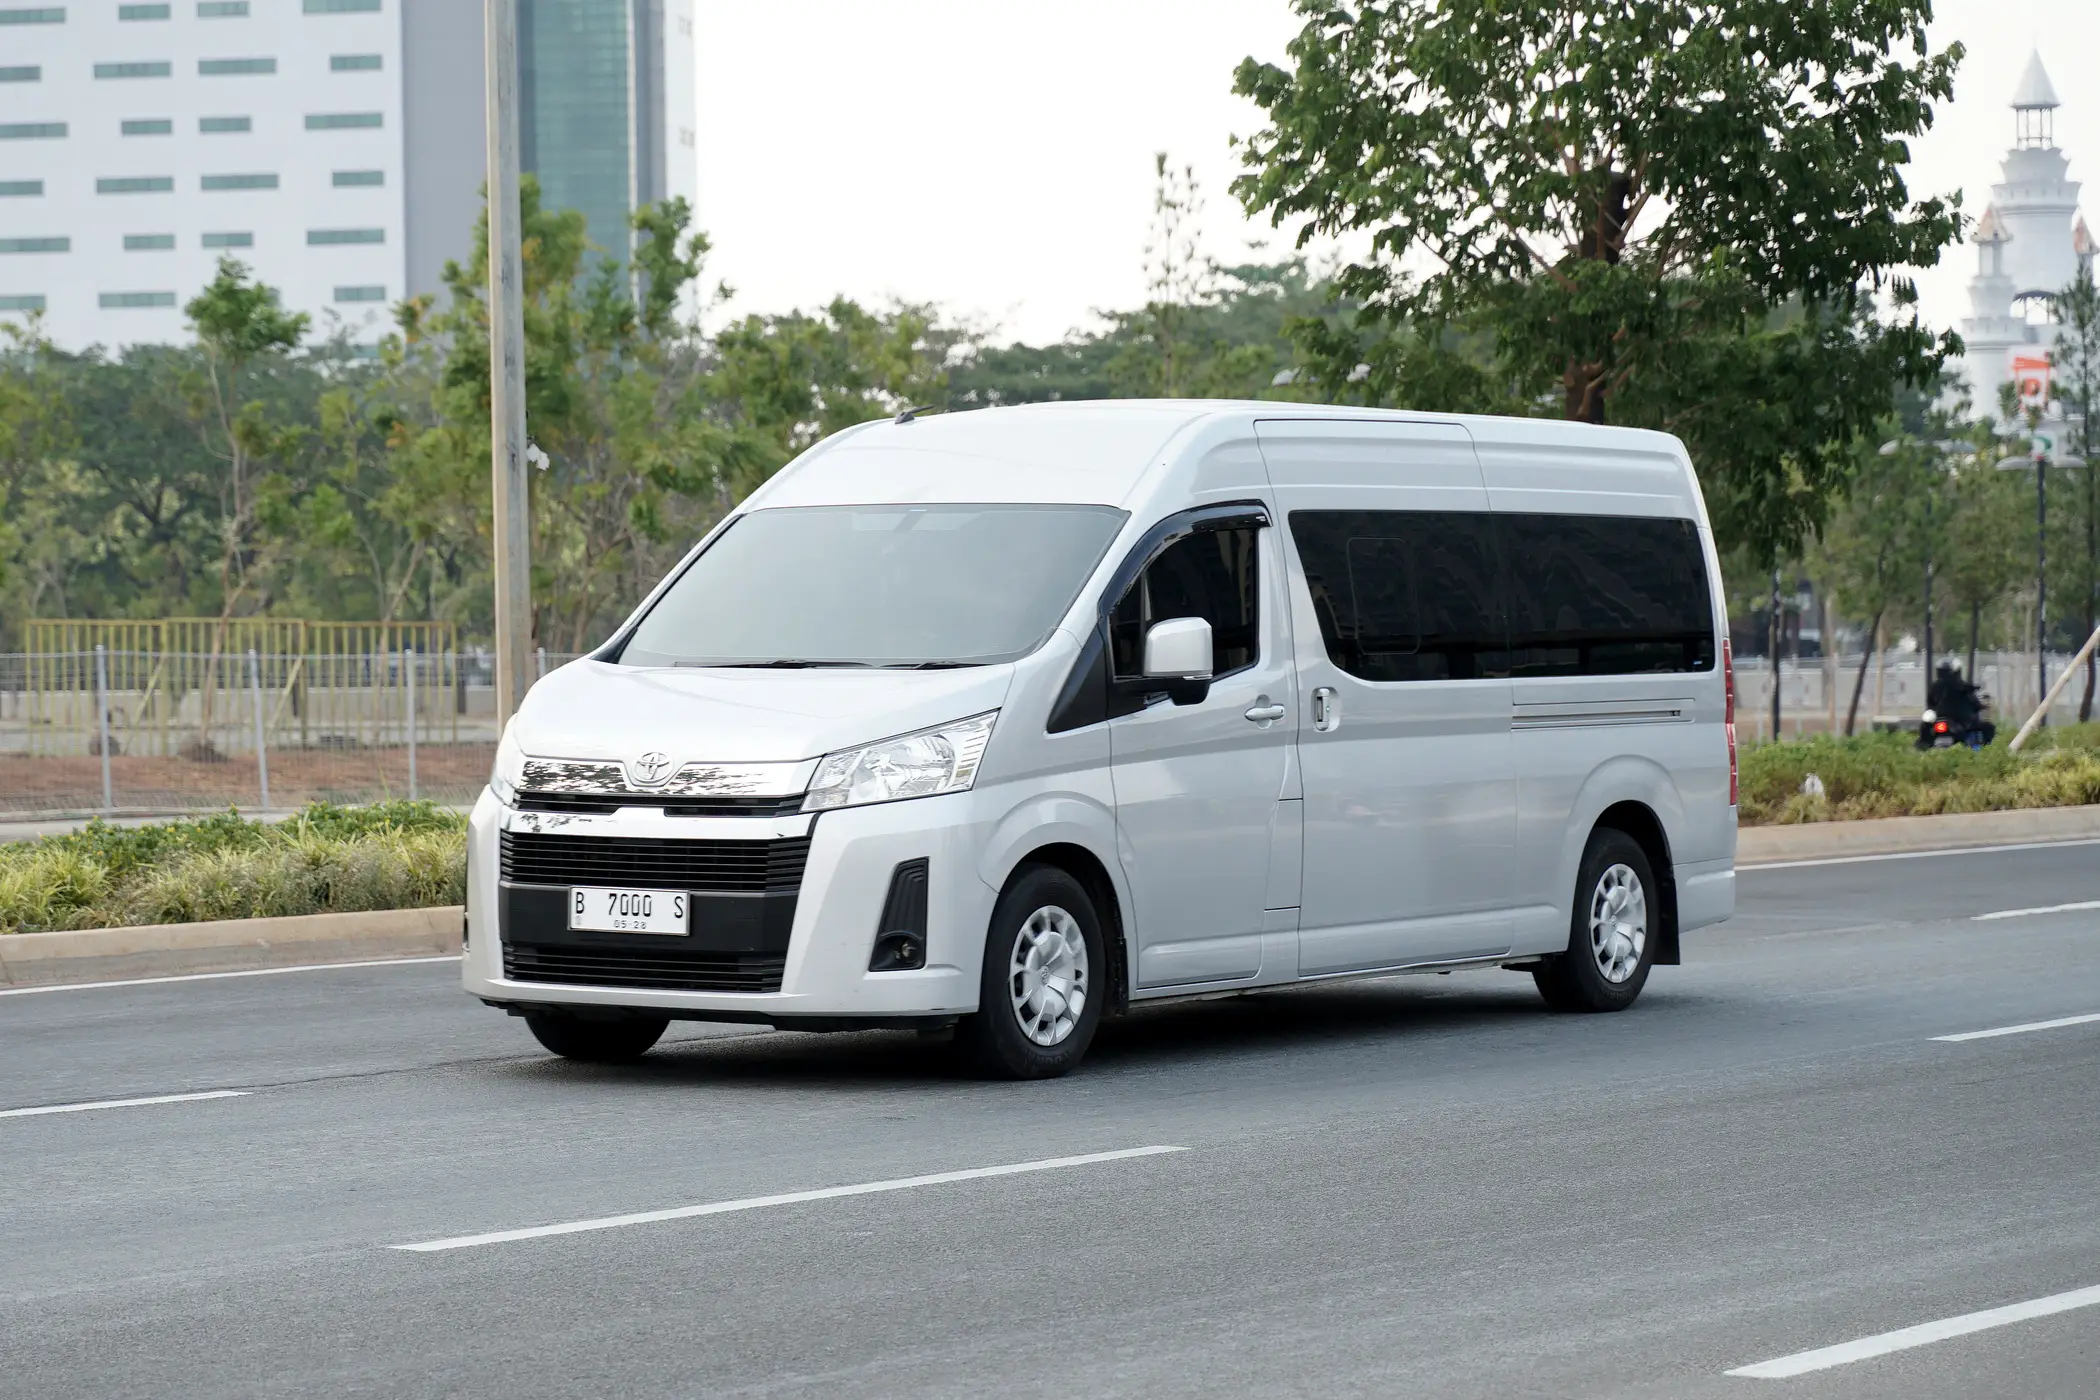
[1591,800,1679,966]
[1005,842,1130,1016]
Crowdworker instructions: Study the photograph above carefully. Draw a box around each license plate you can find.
[568,888,689,935]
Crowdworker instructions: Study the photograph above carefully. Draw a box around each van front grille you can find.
[513,793,807,817]
[499,831,809,894]
[503,943,786,994]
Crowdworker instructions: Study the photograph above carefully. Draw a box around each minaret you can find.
[1993,51,2081,304]
[1955,51,2086,410]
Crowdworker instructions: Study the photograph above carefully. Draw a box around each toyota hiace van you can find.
[464,402,1736,1077]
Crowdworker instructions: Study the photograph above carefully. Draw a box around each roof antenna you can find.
[894,404,937,424]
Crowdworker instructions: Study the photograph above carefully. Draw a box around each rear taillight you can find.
[1936,720,1949,734]
[1723,640,1738,806]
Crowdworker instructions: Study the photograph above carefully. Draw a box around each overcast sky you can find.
[693,0,2098,347]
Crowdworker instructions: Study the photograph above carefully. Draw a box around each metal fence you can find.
[1725,649,2092,740]
[1,647,580,818]
[3,643,2092,819]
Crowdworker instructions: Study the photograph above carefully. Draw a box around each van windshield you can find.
[618,503,1128,668]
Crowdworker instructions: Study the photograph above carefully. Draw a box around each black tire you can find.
[524,1011,669,1063]
[956,864,1106,1080]
[1533,827,1657,1013]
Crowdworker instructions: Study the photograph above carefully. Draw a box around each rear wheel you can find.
[1533,828,1656,1013]
[524,1011,669,1063]
[956,865,1106,1080]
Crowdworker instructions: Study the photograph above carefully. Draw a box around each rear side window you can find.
[1288,511,1504,681]
[1108,527,1260,679]
[1287,509,1714,682]
[1499,514,1714,675]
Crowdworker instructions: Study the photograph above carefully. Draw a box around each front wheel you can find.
[956,865,1106,1080]
[524,1011,669,1063]
[1533,828,1657,1013]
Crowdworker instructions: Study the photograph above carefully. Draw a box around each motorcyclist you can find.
[1925,661,1994,745]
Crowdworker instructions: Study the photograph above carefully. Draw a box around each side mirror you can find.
[1142,617,1213,705]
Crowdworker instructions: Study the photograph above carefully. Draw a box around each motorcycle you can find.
[1917,704,1995,750]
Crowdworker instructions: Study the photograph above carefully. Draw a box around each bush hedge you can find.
[1739,723,2100,825]
[0,802,466,934]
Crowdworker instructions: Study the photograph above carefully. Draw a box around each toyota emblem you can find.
[630,751,673,786]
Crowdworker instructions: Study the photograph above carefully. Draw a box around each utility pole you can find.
[486,0,532,731]
[1769,568,1783,739]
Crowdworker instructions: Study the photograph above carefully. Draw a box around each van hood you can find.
[510,659,1017,765]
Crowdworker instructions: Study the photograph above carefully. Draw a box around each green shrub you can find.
[1,803,467,933]
[1739,723,2100,825]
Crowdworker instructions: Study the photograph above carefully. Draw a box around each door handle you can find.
[1244,701,1287,724]
[1311,686,1339,732]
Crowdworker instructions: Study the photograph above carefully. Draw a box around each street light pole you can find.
[485,0,532,732]
[2036,455,2048,715]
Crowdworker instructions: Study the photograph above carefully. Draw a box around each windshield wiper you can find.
[880,661,985,669]
[678,659,879,669]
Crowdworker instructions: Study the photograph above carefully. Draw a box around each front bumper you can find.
[462,789,998,1022]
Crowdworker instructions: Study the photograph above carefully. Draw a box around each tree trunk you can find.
[1969,600,1981,685]
[1845,609,1882,737]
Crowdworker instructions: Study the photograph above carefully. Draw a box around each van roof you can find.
[746,399,1697,514]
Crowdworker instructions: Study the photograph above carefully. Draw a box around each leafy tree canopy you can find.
[1233,0,1967,561]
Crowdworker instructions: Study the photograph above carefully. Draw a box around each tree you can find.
[1232,0,1965,564]
[1812,432,1933,734]
[2054,263,2100,719]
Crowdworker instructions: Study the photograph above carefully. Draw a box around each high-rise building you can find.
[0,0,694,352]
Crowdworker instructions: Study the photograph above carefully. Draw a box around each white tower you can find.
[1955,51,2087,411]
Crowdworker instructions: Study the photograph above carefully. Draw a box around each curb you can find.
[1737,803,2100,864]
[0,905,463,989]
[5,804,2097,989]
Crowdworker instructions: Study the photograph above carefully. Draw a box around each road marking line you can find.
[0,955,459,997]
[0,1089,248,1120]
[1726,1283,2100,1378]
[1741,837,2100,872]
[1973,900,2100,921]
[1933,1012,2100,1043]
[394,1144,1189,1253]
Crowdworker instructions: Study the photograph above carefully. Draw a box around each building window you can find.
[101,291,177,309]
[0,180,43,196]
[201,172,276,190]
[98,176,175,194]
[198,0,248,13]
[201,231,252,248]
[304,0,380,11]
[332,169,383,187]
[1,238,72,253]
[308,227,383,245]
[96,62,174,79]
[306,112,382,130]
[122,118,175,136]
[335,284,384,302]
[0,8,67,22]
[124,233,175,250]
[0,294,48,311]
[200,116,251,133]
[118,3,171,17]
[330,53,381,71]
[199,57,276,75]
[0,67,42,83]
[0,123,68,139]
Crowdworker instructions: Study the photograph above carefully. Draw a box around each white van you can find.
[463,402,1737,1078]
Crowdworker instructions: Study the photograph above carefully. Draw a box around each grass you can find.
[1740,722,2100,825]
[0,802,466,935]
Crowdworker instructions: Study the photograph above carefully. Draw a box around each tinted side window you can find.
[1288,511,1504,682]
[1498,514,1714,675]
[1108,526,1259,679]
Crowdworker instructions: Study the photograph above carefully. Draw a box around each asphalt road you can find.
[4,841,2098,1399]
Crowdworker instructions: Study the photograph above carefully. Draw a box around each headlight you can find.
[803,712,998,813]
[490,725,526,805]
